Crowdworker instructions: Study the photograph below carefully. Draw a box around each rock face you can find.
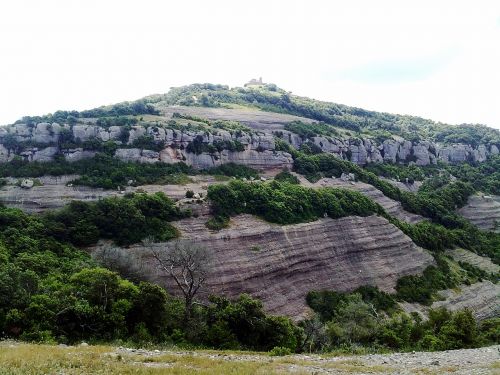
[457,195,500,232]
[0,107,497,168]
[0,175,223,212]
[91,214,434,320]
[401,281,500,321]
[445,248,500,274]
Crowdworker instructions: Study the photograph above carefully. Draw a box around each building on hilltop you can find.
[244,77,265,88]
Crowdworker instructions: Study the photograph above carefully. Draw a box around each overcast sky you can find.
[1,0,499,129]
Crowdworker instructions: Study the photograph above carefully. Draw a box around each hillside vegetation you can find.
[0,83,499,355]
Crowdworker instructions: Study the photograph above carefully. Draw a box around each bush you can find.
[274,170,300,184]
[207,180,384,225]
[185,190,195,198]
[205,215,229,231]
[269,346,292,356]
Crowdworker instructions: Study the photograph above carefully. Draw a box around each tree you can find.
[150,240,212,324]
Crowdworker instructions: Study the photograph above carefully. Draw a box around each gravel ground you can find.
[114,344,500,374]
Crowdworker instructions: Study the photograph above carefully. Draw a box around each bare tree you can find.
[149,240,212,323]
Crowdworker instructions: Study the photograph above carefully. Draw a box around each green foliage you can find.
[205,215,230,231]
[293,152,500,262]
[284,121,339,140]
[172,112,251,134]
[269,346,292,356]
[458,261,499,283]
[273,170,300,184]
[130,135,165,152]
[204,163,259,179]
[15,100,158,126]
[204,295,299,351]
[446,155,500,195]
[306,286,397,323]
[207,180,384,225]
[0,202,300,351]
[365,163,439,183]
[0,154,195,189]
[307,287,497,351]
[186,136,245,154]
[161,84,500,142]
[43,192,186,246]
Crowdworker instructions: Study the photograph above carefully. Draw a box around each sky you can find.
[0,0,499,129]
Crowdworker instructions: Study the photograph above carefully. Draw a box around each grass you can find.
[0,342,395,375]
[0,343,275,375]
[1,342,494,375]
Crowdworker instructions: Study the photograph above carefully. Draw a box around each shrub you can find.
[269,346,292,356]
[205,215,229,231]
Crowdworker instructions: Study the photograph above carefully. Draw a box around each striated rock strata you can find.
[401,281,500,321]
[91,214,434,319]
[457,195,500,232]
[0,106,498,168]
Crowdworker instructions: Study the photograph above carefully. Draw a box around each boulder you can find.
[32,147,59,162]
[20,179,34,189]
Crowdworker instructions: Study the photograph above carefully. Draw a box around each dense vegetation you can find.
[14,100,158,127]
[204,163,259,179]
[208,180,384,225]
[0,201,301,350]
[304,290,498,352]
[364,155,500,195]
[42,192,188,246]
[283,121,340,140]
[0,154,195,189]
[160,84,500,145]
[292,152,500,262]
[1,195,496,352]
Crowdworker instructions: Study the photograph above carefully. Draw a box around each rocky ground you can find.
[0,341,498,374]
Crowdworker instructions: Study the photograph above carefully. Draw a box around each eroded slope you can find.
[91,213,434,319]
[457,194,500,232]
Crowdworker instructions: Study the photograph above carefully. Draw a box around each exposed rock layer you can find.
[457,195,500,233]
[91,214,434,319]
[401,281,500,321]
[0,175,222,213]
[0,107,497,168]
[445,248,500,274]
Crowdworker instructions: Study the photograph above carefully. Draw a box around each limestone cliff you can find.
[0,106,498,169]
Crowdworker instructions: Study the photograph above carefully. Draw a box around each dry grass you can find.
[0,343,277,375]
[1,343,494,375]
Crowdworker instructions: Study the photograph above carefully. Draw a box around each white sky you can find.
[1,0,499,129]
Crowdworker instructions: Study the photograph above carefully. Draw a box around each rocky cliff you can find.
[91,213,434,320]
[1,106,498,169]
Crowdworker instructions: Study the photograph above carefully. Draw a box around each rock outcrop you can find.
[445,248,500,274]
[401,281,500,321]
[91,213,434,320]
[0,107,497,168]
[0,175,222,212]
[457,195,500,233]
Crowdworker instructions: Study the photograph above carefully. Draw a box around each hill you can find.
[0,83,498,354]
